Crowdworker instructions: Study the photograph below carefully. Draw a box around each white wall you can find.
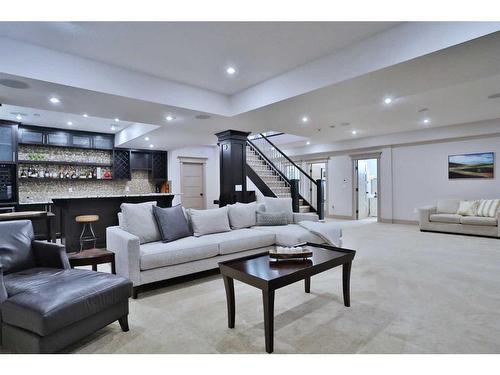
[391,136,500,221]
[168,146,220,209]
[327,136,500,222]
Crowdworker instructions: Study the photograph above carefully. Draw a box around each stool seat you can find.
[75,215,99,223]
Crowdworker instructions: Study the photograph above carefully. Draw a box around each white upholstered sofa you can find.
[106,200,336,298]
[418,198,500,238]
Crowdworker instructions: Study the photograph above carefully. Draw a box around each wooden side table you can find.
[68,248,116,274]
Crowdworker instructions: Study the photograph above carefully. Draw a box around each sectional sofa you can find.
[418,198,500,238]
[107,199,336,298]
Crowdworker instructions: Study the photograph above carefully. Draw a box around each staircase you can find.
[246,136,321,215]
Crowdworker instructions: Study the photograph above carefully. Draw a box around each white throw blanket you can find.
[298,221,343,247]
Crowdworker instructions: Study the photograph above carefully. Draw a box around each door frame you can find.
[178,156,207,209]
[350,152,381,222]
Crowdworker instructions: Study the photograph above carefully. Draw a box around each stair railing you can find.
[246,133,324,219]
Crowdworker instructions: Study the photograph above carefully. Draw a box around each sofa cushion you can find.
[477,199,500,218]
[202,228,275,255]
[436,199,460,214]
[256,211,289,226]
[189,207,231,237]
[153,205,192,242]
[429,214,462,224]
[120,201,161,244]
[252,224,324,246]
[228,202,257,229]
[460,216,498,226]
[140,236,220,270]
[457,200,479,216]
[263,197,293,223]
[2,268,131,336]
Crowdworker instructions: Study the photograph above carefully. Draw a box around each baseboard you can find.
[380,218,418,225]
[327,214,355,220]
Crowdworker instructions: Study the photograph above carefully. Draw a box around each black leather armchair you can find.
[0,220,132,353]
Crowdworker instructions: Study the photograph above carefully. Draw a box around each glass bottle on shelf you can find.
[59,170,64,179]
[44,169,50,178]
[20,169,27,178]
[65,170,70,179]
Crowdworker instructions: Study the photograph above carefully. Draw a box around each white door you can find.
[357,161,369,219]
[181,163,205,209]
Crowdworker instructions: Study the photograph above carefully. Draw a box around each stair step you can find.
[299,205,311,213]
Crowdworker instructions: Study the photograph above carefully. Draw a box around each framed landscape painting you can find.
[448,152,494,179]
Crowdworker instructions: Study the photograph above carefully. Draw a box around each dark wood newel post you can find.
[290,179,300,213]
[316,178,325,220]
[215,130,251,207]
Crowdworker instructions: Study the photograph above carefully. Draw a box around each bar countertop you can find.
[19,193,179,205]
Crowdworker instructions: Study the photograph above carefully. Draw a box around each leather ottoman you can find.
[1,268,131,353]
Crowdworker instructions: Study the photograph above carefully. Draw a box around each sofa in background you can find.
[418,198,500,238]
[107,198,331,298]
[0,220,132,353]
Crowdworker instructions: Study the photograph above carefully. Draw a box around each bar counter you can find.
[52,193,177,252]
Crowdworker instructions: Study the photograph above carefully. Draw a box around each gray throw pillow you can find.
[189,206,231,237]
[263,197,294,224]
[153,205,192,243]
[228,202,257,229]
[256,211,289,226]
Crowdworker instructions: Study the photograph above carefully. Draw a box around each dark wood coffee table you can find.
[68,248,116,274]
[219,242,355,353]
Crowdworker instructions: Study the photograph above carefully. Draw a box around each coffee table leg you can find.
[343,261,352,307]
[222,275,235,328]
[305,277,311,293]
[262,288,275,353]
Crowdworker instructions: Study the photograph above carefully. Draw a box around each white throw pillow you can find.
[120,201,161,244]
[457,200,479,216]
[228,202,257,229]
[476,199,500,218]
[189,206,231,237]
[263,197,293,223]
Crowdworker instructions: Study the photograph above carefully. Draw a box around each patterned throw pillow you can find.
[256,211,289,226]
[476,199,500,218]
[456,200,479,216]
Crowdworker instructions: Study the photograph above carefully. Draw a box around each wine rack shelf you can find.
[18,160,113,167]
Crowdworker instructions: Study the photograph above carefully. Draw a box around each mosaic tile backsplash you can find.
[18,145,156,203]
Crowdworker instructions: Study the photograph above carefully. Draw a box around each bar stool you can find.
[75,215,99,252]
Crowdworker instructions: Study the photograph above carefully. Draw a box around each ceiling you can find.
[1,23,500,152]
[0,104,134,134]
[0,22,399,95]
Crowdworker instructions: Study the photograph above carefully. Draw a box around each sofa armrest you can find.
[418,206,437,226]
[106,226,141,286]
[0,267,7,304]
[293,212,319,223]
[497,210,500,236]
[32,241,70,269]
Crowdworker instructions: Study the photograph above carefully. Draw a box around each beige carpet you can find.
[3,220,500,353]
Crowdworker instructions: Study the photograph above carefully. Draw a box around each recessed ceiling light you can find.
[16,114,22,120]
[111,125,116,131]
[226,66,236,75]
[149,144,154,148]
[306,141,311,145]
[302,116,309,123]
[423,118,430,124]
[49,97,60,104]
[352,130,357,135]
[83,113,88,118]
[384,97,393,105]
[144,137,150,141]
[114,118,120,122]
[67,121,73,126]
[165,115,175,122]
